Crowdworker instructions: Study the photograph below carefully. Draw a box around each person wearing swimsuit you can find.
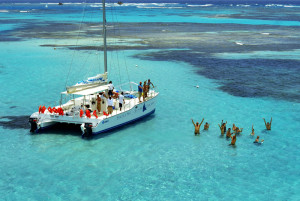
[191,118,204,135]
[263,117,272,130]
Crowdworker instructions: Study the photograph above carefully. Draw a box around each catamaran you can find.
[29,1,158,137]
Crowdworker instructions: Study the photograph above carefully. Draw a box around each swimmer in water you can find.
[235,127,243,134]
[226,128,233,138]
[221,120,227,132]
[232,123,237,132]
[230,134,237,145]
[254,136,264,143]
[263,117,272,130]
[191,118,204,135]
[218,121,227,135]
[250,125,255,136]
[204,122,209,130]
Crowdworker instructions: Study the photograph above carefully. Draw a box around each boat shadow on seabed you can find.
[0,113,156,139]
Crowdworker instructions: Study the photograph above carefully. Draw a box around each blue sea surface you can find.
[1,1,300,200]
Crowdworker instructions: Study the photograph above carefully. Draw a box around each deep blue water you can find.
[1,1,300,200]
[2,0,300,4]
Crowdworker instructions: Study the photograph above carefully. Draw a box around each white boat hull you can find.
[91,98,156,134]
[29,93,158,136]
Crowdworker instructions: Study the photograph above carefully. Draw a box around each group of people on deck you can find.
[138,79,154,103]
[191,117,272,145]
[93,81,125,115]
[90,79,154,116]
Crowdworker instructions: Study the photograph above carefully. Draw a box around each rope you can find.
[64,0,88,89]
[109,2,131,85]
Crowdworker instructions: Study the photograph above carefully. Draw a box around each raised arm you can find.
[191,119,195,126]
[263,118,267,126]
[270,117,272,125]
[218,124,221,128]
[199,118,204,126]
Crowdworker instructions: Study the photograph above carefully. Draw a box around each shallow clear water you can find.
[1,2,300,200]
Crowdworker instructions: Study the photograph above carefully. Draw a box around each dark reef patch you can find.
[2,18,300,102]
[135,50,300,103]
[0,116,30,130]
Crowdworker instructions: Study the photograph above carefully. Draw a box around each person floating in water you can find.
[218,121,227,135]
[250,124,255,136]
[226,128,233,138]
[204,122,209,130]
[230,134,237,145]
[263,117,272,130]
[235,127,243,134]
[191,118,204,135]
[254,136,264,143]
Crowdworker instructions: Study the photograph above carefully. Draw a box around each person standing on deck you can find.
[107,96,114,114]
[143,81,147,101]
[138,82,143,102]
[96,94,102,113]
[118,92,125,111]
[146,79,154,97]
[108,81,114,97]
[263,117,272,130]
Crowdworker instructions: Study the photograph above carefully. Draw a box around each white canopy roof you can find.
[61,84,110,96]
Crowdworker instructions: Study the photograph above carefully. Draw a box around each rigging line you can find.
[110,2,122,84]
[110,2,131,83]
[109,3,122,84]
[90,0,105,75]
[107,4,117,82]
[79,2,100,82]
[81,0,100,79]
[89,0,103,75]
[64,0,88,88]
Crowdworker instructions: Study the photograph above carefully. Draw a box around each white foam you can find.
[187,4,213,7]
[0,10,9,13]
[20,11,29,13]
[261,33,270,35]
[265,4,284,7]
[284,5,300,8]
[235,42,244,46]
[136,6,183,9]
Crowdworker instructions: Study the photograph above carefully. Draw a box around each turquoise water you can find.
[1,2,300,200]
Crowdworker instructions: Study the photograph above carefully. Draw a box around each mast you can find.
[102,0,107,73]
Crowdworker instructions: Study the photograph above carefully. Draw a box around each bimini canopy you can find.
[61,84,110,96]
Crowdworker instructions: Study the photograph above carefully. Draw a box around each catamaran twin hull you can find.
[29,93,158,137]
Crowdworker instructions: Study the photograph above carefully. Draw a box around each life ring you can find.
[86,109,91,118]
[41,106,46,114]
[80,109,84,118]
[57,108,64,116]
[93,110,98,119]
[48,106,53,113]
